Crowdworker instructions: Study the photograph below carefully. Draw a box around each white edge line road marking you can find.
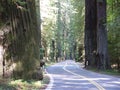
[63,61,105,90]
[45,69,54,90]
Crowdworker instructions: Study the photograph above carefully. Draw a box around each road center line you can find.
[63,61,105,90]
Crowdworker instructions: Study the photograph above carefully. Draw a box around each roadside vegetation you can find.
[0,0,120,89]
[0,74,49,90]
[86,67,120,77]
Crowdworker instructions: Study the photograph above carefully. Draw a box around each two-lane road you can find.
[45,60,120,90]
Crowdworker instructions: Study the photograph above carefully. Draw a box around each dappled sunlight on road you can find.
[109,81,120,84]
[49,72,98,90]
[63,77,110,81]
[46,60,120,90]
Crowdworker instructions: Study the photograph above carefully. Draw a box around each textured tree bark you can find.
[84,0,97,68]
[0,41,4,77]
[1,0,43,79]
[0,0,42,79]
[52,40,55,60]
[97,0,110,70]
[56,0,62,61]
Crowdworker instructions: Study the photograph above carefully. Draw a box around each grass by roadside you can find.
[0,74,50,90]
[0,60,57,90]
[97,69,120,77]
[45,61,55,67]
[78,62,120,77]
[86,68,120,77]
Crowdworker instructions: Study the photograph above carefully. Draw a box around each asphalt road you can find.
[45,60,120,90]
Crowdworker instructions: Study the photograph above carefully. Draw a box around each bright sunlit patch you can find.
[40,0,52,19]
[10,79,22,85]
[33,81,41,87]
[87,78,111,81]
[65,82,90,85]
[107,81,120,84]
[102,83,118,87]
[9,79,42,89]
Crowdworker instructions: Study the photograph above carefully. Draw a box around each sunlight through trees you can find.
[0,0,119,81]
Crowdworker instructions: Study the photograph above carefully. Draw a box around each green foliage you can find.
[107,0,120,69]
[40,48,45,59]
[0,1,8,26]
[70,0,85,43]
[0,3,3,12]
[40,0,85,61]
[12,0,26,5]
[0,77,49,90]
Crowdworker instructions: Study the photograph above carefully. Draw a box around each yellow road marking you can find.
[63,61,105,90]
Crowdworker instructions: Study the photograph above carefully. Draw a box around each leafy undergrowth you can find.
[45,61,56,67]
[78,62,120,77]
[0,75,50,90]
[0,61,57,90]
[99,69,120,77]
[87,68,120,77]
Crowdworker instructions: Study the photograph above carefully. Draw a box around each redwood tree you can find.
[96,0,110,69]
[84,0,97,68]
[84,0,110,69]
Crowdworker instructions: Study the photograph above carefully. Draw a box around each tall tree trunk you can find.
[56,0,62,61]
[84,0,97,68]
[35,0,41,48]
[96,0,110,70]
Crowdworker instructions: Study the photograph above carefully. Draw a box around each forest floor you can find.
[89,68,120,78]
[73,61,120,77]
[0,61,55,90]
[0,74,49,90]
